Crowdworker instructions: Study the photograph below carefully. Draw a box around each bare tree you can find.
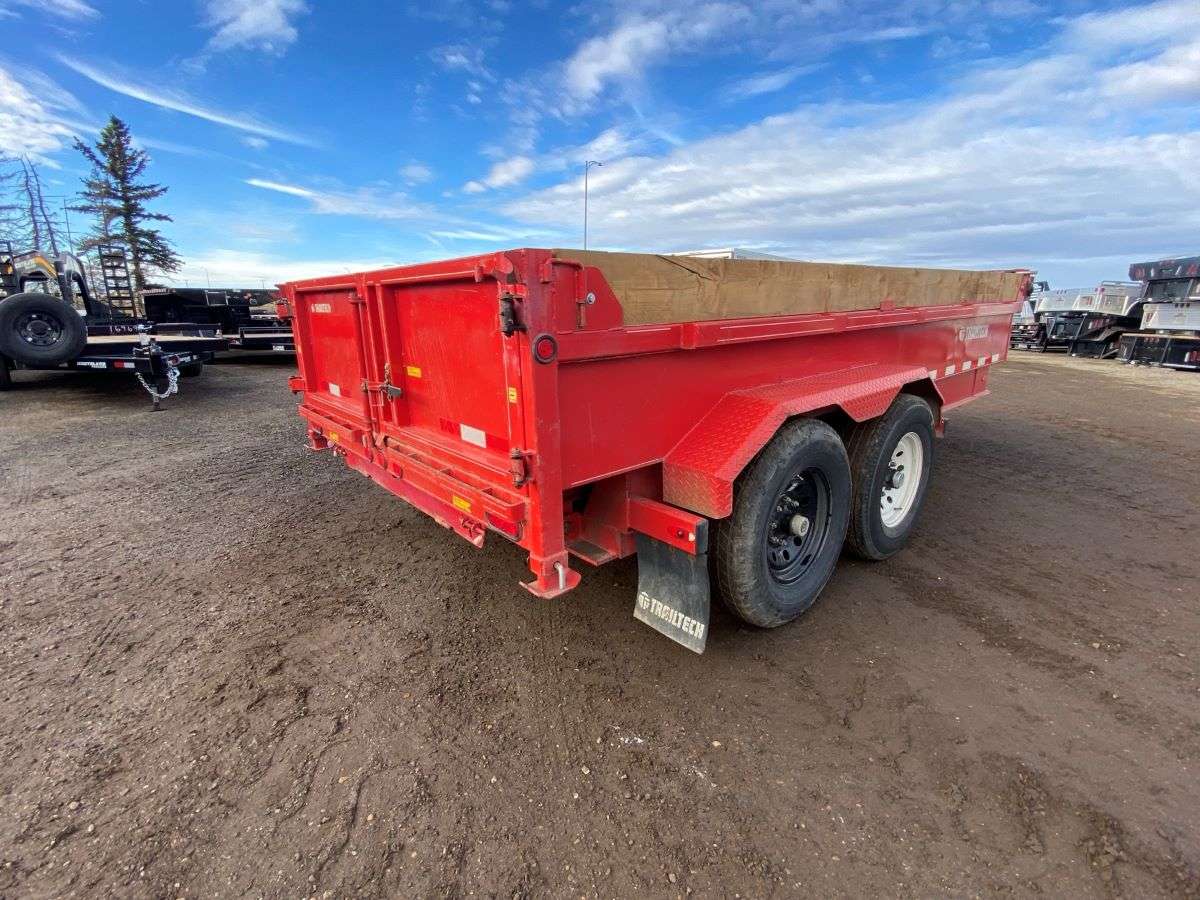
[21,159,41,251]
[29,162,61,256]
[0,156,22,241]
[3,157,62,254]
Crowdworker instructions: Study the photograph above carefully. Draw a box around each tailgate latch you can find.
[499,294,526,337]
[363,364,404,400]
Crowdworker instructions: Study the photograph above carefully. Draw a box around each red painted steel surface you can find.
[281,248,1028,597]
[662,363,928,518]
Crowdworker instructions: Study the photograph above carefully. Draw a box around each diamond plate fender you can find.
[662,363,935,519]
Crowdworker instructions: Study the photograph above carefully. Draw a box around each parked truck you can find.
[280,249,1030,652]
[1118,256,1200,370]
[1010,286,1081,351]
[1054,281,1145,358]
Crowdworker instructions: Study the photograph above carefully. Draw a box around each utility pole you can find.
[583,160,602,250]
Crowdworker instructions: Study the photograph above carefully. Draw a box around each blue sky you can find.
[1,0,1198,288]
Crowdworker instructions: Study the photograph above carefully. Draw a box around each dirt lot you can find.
[1,353,1198,899]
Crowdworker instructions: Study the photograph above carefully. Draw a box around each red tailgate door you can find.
[371,276,523,477]
[291,284,375,444]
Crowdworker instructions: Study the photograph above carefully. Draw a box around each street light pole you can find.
[583,160,602,250]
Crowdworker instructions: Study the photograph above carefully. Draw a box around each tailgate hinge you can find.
[499,294,526,337]
[509,448,532,488]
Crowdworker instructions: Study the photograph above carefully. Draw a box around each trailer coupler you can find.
[136,364,180,410]
[633,529,711,654]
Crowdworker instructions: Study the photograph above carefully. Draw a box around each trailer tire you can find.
[846,394,935,561]
[0,293,87,367]
[713,418,851,628]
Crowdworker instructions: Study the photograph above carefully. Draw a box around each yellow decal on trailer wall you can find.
[451,495,472,512]
[406,365,422,378]
[507,387,518,404]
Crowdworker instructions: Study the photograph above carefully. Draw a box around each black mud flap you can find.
[633,528,710,654]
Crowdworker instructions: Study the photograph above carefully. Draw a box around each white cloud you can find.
[176,250,392,288]
[564,4,746,104]
[1067,0,1200,46]
[463,155,535,193]
[245,178,316,199]
[430,226,555,242]
[431,44,492,80]
[57,56,315,146]
[463,128,642,196]
[0,0,98,20]
[565,18,671,101]
[203,0,308,53]
[400,162,433,184]
[853,25,934,42]
[245,178,431,220]
[1099,37,1200,103]
[242,136,269,150]
[506,4,1200,285]
[720,66,818,101]
[0,64,86,158]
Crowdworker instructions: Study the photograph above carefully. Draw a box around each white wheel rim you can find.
[880,432,923,528]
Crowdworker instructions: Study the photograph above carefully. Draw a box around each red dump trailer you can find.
[281,249,1030,652]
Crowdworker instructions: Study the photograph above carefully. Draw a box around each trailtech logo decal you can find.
[636,591,706,641]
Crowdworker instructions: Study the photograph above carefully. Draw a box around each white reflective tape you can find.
[963,360,972,371]
[459,423,487,448]
[991,353,1001,363]
[978,357,987,368]
[328,382,341,397]
[927,370,937,381]
[944,364,956,376]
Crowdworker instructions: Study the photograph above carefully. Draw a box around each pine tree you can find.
[73,116,180,291]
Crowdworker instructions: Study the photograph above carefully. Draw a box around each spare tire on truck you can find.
[0,293,87,367]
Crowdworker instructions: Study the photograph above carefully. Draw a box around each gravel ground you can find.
[0,353,1198,898]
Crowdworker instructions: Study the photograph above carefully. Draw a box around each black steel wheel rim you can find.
[16,311,65,348]
[763,468,831,585]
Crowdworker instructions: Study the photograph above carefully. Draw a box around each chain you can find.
[136,363,180,403]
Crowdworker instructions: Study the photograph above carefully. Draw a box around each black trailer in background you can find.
[141,288,294,353]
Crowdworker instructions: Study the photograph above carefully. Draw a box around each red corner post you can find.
[515,252,580,599]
